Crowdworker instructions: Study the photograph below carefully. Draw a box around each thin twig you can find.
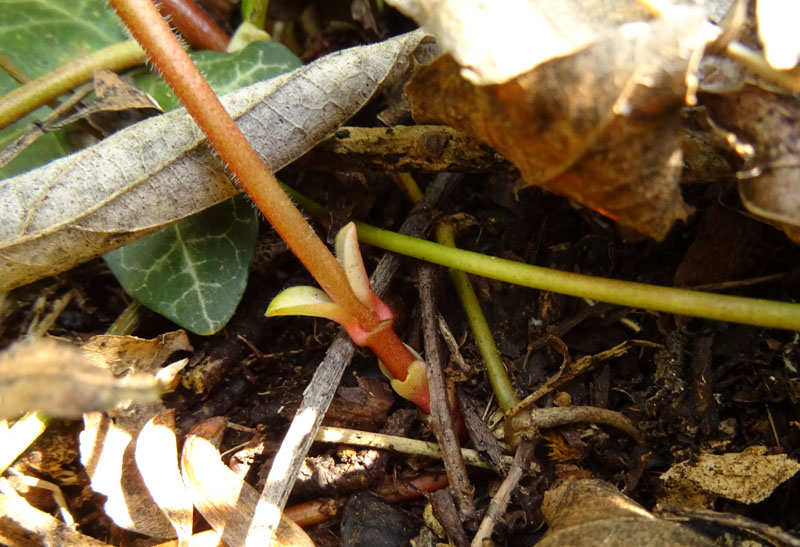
[471,438,535,546]
[419,264,477,523]
[313,426,518,470]
[506,405,643,446]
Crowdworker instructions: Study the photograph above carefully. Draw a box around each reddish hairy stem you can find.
[158,0,230,52]
[110,0,377,331]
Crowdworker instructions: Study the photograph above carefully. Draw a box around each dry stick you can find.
[254,173,461,544]
[419,264,477,524]
[430,489,471,547]
[471,438,535,547]
[506,406,643,446]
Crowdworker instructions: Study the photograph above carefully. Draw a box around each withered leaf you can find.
[407,7,709,239]
[386,0,657,85]
[0,30,436,292]
[134,410,193,544]
[181,418,314,547]
[701,84,800,243]
[80,411,176,539]
[536,479,715,546]
[0,338,160,420]
[80,330,192,376]
[659,446,800,506]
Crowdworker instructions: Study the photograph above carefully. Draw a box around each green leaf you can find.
[0,0,128,177]
[104,196,259,335]
[133,40,302,111]
[0,0,127,87]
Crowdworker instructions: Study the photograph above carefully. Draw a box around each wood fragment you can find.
[471,438,535,546]
[419,263,477,523]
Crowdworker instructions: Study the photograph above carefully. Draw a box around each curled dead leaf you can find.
[407,6,711,239]
[181,417,313,547]
[701,84,800,243]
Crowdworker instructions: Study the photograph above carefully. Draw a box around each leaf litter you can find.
[3,1,800,546]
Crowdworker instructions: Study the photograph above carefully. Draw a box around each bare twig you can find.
[506,405,643,446]
[471,438,535,546]
[431,489,471,547]
[419,263,477,523]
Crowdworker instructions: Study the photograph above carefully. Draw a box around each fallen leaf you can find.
[536,479,715,546]
[700,84,800,243]
[47,69,162,131]
[0,338,161,420]
[80,330,192,376]
[134,410,193,545]
[659,446,800,506]
[181,417,314,547]
[77,336,190,539]
[407,6,709,239]
[80,411,176,539]
[0,491,114,547]
[0,29,436,292]
[385,0,656,84]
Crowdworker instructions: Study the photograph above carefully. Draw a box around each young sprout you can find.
[267,222,431,411]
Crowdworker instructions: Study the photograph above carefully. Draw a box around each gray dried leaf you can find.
[0,338,160,420]
[0,30,435,292]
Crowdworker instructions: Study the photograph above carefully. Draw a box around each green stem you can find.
[0,40,145,131]
[436,221,519,411]
[355,222,800,332]
[242,0,270,29]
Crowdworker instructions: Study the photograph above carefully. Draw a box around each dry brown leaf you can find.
[535,479,716,546]
[0,338,161,420]
[77,335,191,540]
[0,30,437,292]
[0,491,114,547]
[80,330,192,376]
[385,0,658,85]
[134,410,193,545]
[659,446,800,506]
[700,84,800,243]
[407,7,709,239]
[80,410,176,538]
[48,69,162,131]
[180,417,314,547]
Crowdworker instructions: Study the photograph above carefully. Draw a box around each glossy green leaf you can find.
[133,40,302,111]
[105,196,259,335]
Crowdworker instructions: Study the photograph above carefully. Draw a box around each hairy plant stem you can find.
[108,0,422,379]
